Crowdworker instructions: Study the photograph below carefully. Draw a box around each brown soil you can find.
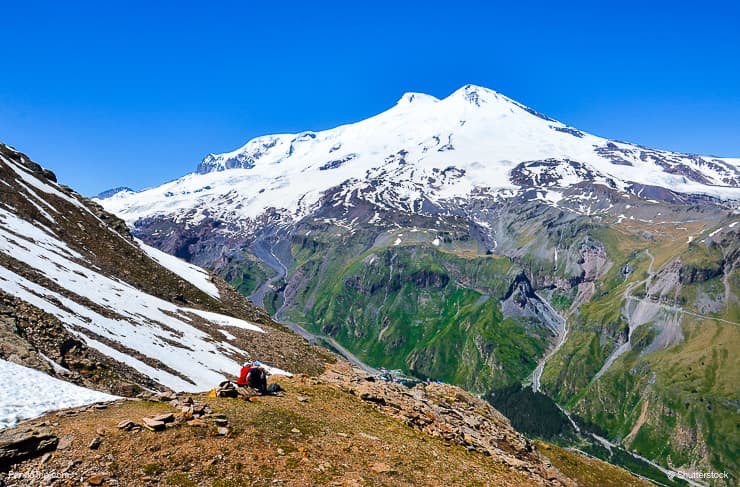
[623,399,650,446]
[6,378,540,486]
[3,364,651,487]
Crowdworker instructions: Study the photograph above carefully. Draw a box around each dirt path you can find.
[624,399,649,445]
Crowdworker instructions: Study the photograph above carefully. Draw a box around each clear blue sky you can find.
[1,1,738,195]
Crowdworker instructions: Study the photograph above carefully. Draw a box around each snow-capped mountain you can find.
[102,84,739,232]
[92,85,739,480]
[0,144,328,428]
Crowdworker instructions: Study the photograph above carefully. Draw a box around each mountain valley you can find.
[95,85,739,484]
[0,83,737,486]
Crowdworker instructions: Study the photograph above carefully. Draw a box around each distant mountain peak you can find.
[103,83,740,229]
[397,92,439,105]
[450,84,500,106]
[96,186,135,199]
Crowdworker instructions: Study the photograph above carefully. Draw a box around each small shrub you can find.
[141,463,163,475]
[166,472,196,486]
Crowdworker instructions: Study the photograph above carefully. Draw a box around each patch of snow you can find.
[0,207,265,392]
[708,227,722,238]
[432,237,440,246]
[184,308,263,333]
[542,190,563,204]
[14,181,58,223]
[0,359,119,429]
[219,329,236,341]
[38,353,71,374]
[138,240,220,298]
[262,363,293,377]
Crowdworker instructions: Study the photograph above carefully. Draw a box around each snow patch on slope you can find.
[0,359,119,429]
[0,207,264,392]
[138,240,220,298]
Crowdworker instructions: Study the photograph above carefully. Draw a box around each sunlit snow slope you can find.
[102,84,740,230]
[0,145,282,398]
[0,359,119,429]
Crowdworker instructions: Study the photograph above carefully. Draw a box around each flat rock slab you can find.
[151,413,174,423]
[0,427,58,470]
[142,418,165,431]
[57,434,75,450]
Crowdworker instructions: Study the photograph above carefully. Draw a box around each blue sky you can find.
[1,1,738,195]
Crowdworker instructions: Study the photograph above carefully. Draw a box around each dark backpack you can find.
[247,367,264,388]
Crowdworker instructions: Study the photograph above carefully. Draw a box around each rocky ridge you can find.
[322,362,573,485]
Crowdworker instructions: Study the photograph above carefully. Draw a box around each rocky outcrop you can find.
[0,426,58,471]
[321,362,574,486]
[501,273,562,333]
[578,239,610,282]
[0,292,158,396]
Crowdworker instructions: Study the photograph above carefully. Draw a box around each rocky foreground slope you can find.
[1,362,652,487]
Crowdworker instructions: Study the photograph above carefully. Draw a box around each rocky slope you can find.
[0,143,332,428]
[96,85,739,483]
[2,361,653,487]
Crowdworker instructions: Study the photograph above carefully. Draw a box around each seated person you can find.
[247,361,268,393]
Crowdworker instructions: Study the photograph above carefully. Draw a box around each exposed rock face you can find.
[0,426,58,471]
[501,273,562,333]
[0,293,158,396]
[578,240,610,282]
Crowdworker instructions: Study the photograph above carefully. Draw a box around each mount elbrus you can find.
[99,85,739,481]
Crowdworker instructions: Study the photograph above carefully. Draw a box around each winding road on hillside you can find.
[596,249,738,380]
[594,249,656,380]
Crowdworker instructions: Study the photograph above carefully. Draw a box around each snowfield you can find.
[0,206,264,392]
[101,84,740,230]
[0,359,119,430]
[138,239,220,298]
